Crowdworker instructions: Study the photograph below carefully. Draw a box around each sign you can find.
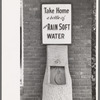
[42,4,72,44]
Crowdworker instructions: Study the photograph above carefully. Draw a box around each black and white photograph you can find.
[2,0,98,100]
[20,0,97,100]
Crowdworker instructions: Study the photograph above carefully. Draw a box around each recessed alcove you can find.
[50,66,66,85]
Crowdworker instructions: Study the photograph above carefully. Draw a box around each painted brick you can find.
[73,98,92,100]
[73,93,92,98]
[22,0,93,100]
[72,79,92,86]
[72,86,91,90]
[73,89,92,94]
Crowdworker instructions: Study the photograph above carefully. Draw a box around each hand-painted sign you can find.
[42,4,72,44]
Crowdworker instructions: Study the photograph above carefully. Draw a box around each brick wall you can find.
[21,0,93,100]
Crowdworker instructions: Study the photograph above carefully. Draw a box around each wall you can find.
[21,0,93,100]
